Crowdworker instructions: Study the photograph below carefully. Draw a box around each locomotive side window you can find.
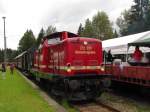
[48,37,60,44]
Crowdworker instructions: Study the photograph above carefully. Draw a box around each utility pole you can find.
[2,17,7,64]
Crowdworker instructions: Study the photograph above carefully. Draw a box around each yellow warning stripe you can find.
[37,65,102,70]
[34,64,38,67]
[58,66,101,70]
[39,65,47,68]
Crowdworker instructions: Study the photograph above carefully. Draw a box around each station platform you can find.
[0,68,66,112]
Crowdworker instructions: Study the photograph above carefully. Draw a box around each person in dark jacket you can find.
[10,63,14,74]
[106,50,114,62]
[1,63,6,79]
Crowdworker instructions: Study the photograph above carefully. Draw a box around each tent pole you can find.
[126,46,129,62]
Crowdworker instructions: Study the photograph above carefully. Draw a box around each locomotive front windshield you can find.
[48,37,60,44]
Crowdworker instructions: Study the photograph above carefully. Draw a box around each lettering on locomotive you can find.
[75,51,96,54]
[75,45,95,54]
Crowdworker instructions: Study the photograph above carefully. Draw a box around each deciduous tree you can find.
[80,11,113,40]
[92,11,113,40]
[18,30,36,52]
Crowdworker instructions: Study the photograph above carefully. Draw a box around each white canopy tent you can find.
[102,31,150,54]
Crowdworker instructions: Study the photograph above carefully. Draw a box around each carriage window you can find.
[48,37,60,44]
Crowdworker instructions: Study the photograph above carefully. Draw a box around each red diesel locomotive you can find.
[16,31,111,100]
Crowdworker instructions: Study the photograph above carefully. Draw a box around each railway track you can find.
[73,100,121,112]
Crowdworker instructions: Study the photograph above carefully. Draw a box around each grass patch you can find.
[0,68,55,112]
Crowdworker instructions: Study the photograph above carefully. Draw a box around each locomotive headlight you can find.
[100,66,105,71]
[66,63,71,72]
[67,68,71,72]
[83,41,88,45]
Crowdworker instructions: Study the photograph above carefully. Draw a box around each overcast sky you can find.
[0,0,134,50]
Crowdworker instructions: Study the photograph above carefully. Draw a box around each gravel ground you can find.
[98,92,150,112]
[75,103,114,112]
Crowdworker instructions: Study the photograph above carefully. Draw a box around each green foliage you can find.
[0,49,4,62]
[18,30,36,52]
[117,0,150,36]
[46,25,57,36]
[77,23,84,36]
[92,11,113,40]
[145,10,150,30]
[36,25,57,47]
[116,10,130,36]
[0,49,18,62]
[36,28,45,47]
[82,19,95,38]
[78,11,114,40]
[6,49,18,62]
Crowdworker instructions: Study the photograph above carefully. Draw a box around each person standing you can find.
[106,50,114,63]
[1,63,6,79]
[10,63,14,74]
[132,46,143,62]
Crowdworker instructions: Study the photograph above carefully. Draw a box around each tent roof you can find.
[102,31,150,54]
[128,32,150,47]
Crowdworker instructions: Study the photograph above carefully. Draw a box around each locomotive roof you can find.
[45,31,78,39]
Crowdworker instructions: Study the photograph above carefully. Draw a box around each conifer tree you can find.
[37,28,45,47]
